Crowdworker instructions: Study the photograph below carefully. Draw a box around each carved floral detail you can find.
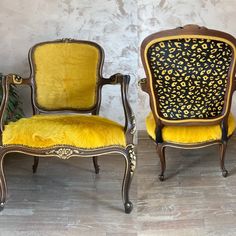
[46,148,80,159]
[127,144,136,173]
[61,38,73,43]
[130,115,136,135]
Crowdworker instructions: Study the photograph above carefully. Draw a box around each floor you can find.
[0,133,236,235]
[138,133,236,236]
[0,154,137,236]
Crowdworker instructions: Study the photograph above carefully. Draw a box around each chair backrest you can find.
[141,25,236,126]
[29,39,104,112]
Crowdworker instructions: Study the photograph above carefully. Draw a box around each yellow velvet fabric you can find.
[146,112,236,144]
[33,43,99,110]
[2,115,126,149]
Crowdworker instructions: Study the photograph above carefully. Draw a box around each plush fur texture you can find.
[33,43,99,110]
[146,112,235,144]
[3,114,126,148]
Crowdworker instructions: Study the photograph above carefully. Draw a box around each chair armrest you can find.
[7,74,31,86]
[0,74,31,132]
[234,76,236,91]
[138,78,148,93]
[101,73,136,144]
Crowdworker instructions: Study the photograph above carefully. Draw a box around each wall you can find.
[0,0,235,129]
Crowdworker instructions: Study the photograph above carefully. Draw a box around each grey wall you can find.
[0,0,235,129]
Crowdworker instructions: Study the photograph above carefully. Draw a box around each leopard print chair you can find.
[140,25,236,181]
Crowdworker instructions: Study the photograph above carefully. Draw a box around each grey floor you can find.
[0,154,137,236]
[1,134,236,235]
[138,133,236,236]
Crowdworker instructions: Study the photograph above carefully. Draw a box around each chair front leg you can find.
[122,144,136,214]
[0,148,7,211]
[220,142,228,177]
[157,144,166,181]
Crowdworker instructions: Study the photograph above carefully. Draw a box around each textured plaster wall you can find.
[0,0,235,129]
[0,0,138,126]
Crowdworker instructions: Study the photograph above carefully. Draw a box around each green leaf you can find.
[0,73,24,123]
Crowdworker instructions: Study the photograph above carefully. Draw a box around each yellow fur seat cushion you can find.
[146,112,236,144]
[2,114,126,149]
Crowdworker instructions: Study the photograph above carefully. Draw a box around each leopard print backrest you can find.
[145,37,235,122]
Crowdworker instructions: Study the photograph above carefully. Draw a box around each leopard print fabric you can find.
[147,38,233,120]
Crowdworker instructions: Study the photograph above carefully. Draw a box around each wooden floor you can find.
[0,154,137,235]
[1,133,236,235]
[138,133,236,236]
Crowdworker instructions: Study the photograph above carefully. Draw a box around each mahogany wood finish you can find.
[139,25,236,181]
[92,156,100,174]
[32,157,39,173]
[0,39,136,213]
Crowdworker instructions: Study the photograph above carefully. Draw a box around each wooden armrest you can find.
[5,74,31,86]
[101,73,129,85]
[138,78,148,93]
[234,77,236,91]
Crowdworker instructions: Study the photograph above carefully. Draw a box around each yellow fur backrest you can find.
[31,41,101,110]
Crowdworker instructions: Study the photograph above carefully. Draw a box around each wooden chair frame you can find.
[0,39,136,213]
[139,25,236,181]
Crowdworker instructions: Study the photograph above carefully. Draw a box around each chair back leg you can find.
[32,157,39,173]
[0,149,7,211]
[157,144,166,181]
[92,156,100,174]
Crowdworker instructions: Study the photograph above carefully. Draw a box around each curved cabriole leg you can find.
[32,157,39,173]
[92,156,100,174]
[0,149,7,211]
[157,145,166,181]
[220,142,228,177]
[122,144,136,214]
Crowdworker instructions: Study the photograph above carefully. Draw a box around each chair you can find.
[139,25,236,181]
[0,39,136,213]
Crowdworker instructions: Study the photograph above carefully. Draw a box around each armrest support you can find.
[0,74,31,132]
[6,74,31,86]
[234,77,236,91]
[101,73,136,144]
[138,78,148,93]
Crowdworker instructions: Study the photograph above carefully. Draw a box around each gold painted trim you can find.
[12,74,23,85]
[126,144,136,173]
[45,148,80,159]
[1,145,127,158]
[144,35,236,124]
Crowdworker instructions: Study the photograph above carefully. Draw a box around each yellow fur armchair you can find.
[0,39,136,213]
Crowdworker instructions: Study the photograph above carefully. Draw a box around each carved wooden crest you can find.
[46,148,80,159]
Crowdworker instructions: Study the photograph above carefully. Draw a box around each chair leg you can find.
[32,157,39,173]
[220,142,228,177]
[122,144,136,214]
[0,149,7,211]
[157,144,166,181]
[92,157,100,174]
